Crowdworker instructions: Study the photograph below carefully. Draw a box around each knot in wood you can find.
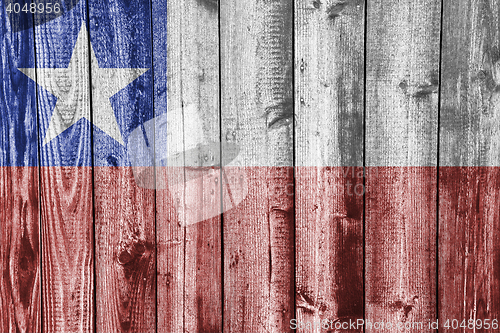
[117,240,147,265]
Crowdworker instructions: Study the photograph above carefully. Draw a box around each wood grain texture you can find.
[6,1,500,330]
[0,8,40,332]
[154,0,222,331]
[440,1,500,330]
[221,167,294,332]
[220,0,294,332]
[153,0,184,330]
[0,0,40,168]
[88,0,156,331]
[294,167,364,333]
[438,168,500,333]
[0,168,41,333]
[365,167,437,333]
[295,0,364,167]
[440,0,500,167]
[155,166,185,333]
[39,166,93,332]
[94,168,155,332]
[294,0,365,331]
[174,1,222,332]
[32,3,94,331]
[365,0,441,331]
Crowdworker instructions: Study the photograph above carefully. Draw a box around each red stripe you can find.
[439,167,500,333]
[365,167,437,333]
[94,167,156,332]
[295,167,363,333]
[40,167,93,332]
[0,167,40,332]
[4,166,500,332]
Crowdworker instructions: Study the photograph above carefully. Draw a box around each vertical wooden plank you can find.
[94,167,155,333]
[153,0,222,331]
[220,0,295,332]
[294,0,365,331]
[0,7,40,332]
[21,2,95,331]
[440,1,500,331]
[0,168,40,333]
[153,0,184,330]
[365,0,440,332]
[89,1,156,332]
[175,1,222,332]
[438,168,500,333]
[88,0,156,331]
[39,165,93,333]
[365,167,437,333]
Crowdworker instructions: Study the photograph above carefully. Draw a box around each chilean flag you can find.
[2,0,500,332]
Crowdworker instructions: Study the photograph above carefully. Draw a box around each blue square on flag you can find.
[11,0,153,167]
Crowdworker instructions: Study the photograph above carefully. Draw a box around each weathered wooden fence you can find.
[1,0,500,332]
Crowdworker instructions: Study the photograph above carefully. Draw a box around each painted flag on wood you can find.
[2,0,500,332]
[0,1,40,331]
[2,0,158,330]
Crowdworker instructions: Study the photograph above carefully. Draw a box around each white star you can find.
[19,23,148,145]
